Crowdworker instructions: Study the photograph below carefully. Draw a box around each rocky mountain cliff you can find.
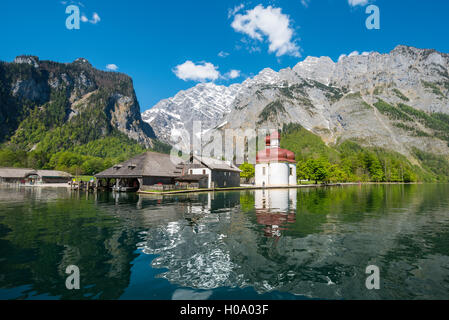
[141,82,243,142]
[144,45,449,160]
[0,55,156,150]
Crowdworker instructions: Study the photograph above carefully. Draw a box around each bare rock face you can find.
[107,93,155,148]
[0,56,156,147]
[145,45,449,158]
[142,83,243,142]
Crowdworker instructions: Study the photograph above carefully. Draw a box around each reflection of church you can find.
[255,189,297,238]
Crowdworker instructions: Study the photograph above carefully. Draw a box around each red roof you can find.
[257,131,295,163]
[256,147,296,163]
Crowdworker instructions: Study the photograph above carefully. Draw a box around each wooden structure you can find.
[0,168,72,185]
[95,151,242,192]
[95,151,184,192]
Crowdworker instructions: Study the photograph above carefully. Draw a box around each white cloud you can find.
[60,1,84,6]
[81,12,101,24]
[173,61,220,82]
[228,4,244,18]
[224,70,241,79]
[231,5,300,57]
[218,51,230,58]
[339,50,371,61]
[106,64,118,71]
[91,12,100,24]
[348,0,369,6]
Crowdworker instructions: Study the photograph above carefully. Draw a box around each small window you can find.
[190,170,193,174]
[263,167,266,176]
[290,168,293,176]
[203,169,206,175]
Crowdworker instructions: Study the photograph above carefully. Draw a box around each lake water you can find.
[0,184,449,300]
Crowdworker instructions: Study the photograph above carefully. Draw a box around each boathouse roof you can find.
[33,170,72,178]
[0,168,36,179]
[95,151,184,179]
[0,168,73,179]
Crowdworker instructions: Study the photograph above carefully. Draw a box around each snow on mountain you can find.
[141,82,244,143]
[143,45,449,159]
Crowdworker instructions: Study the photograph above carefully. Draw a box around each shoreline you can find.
[137,182,422,196]
[0,181,424,194]
[0,183,71,188]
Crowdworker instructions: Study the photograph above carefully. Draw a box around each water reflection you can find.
[255,189,297,238]
[137,185,449,299]
[1,185,449,299]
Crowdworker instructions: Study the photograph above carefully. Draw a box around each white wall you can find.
[289,164,297,186]
[269,163,289,186]
[190,168,212,188]
[256,163,295,186]
[255,164,269,186]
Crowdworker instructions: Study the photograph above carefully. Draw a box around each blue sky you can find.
[1,0,449,112]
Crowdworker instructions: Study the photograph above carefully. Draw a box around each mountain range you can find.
[1,46,448,179]
[143,45,449,162]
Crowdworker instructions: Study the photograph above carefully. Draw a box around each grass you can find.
[72,175,95,182]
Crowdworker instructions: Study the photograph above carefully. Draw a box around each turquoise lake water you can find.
[1,184,449,300]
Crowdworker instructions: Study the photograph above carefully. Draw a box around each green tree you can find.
[81,158,106,175]
[239,163,255,183]
[328,164,348,183]
[296,161,308,182]
[305,158,330,184]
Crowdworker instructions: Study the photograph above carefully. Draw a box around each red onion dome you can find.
[256,148,296,163]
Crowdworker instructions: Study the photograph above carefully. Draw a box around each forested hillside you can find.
[280,123,449,183]
[0,56,169,175]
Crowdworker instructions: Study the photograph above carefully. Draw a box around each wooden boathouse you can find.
[95,151,241,192]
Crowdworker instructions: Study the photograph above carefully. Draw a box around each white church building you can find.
[255,131,297,187]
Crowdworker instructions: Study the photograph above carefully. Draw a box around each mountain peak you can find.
[73,58,92,67]
[293,55,335,84]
